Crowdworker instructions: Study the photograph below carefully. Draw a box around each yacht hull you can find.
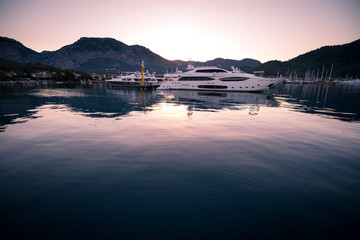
[107,81,160,89]
[158,78,284,92]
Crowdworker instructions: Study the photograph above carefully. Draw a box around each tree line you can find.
[0,58,93,81]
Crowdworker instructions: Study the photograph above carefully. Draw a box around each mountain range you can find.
[0,36,359,77]
[0,37,260,74]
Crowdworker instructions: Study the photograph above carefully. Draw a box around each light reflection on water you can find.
[0,83,360,239]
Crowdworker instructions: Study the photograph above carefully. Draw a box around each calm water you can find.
[1,83,360,239]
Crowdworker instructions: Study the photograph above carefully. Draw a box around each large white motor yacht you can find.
[159,64,285,92]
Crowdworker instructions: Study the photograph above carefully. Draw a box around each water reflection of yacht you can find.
[159,63,285,92]
[160,90,278,113]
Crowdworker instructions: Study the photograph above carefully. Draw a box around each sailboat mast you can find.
[141,60,144,87]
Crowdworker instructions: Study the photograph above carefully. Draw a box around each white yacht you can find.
[159,64,285,92]
[106,61,160,89]
[107,72,160,89]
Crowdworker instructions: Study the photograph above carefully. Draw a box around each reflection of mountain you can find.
[0,85,43,131]
[159,90,279,112]
[2,84,359,132]
[0,84,159,131]
[48,85,159,118]
[277,84,360,122]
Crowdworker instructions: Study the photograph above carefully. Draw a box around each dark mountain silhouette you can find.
[204,58,261,72]
[35,37,176,73]
[0,37,39,63]
[0,37,260,73]
[167,58,261,73]
[254,39,360,78]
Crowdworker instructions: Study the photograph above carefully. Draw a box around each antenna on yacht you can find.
[187,57,194,70]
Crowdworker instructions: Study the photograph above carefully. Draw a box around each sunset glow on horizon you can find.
[0,0,359,62]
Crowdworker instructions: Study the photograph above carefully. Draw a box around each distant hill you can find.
[204,58,261,72]
[254,39,360,78]
[34,37,175,73]
[170,58,261,73]
[0,37,261,73]
[0,37,39,62]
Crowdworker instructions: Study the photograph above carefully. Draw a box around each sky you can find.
[0,0,359,63]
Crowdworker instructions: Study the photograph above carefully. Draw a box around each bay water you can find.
[1,83,359,239]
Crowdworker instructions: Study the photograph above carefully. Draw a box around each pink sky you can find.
[0,0,359,62]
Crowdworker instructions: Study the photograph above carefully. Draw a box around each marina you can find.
[1,0,359,239]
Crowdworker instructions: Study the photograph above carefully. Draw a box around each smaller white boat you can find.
[106,61,160,89]
[337,79,360,85]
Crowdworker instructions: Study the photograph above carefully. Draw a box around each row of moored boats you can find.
[106,62,287,92]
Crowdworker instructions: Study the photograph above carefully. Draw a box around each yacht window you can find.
[179,77,215,81]
[220,77,249,81]
[198,85,227,89]
[195,69,227,73]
